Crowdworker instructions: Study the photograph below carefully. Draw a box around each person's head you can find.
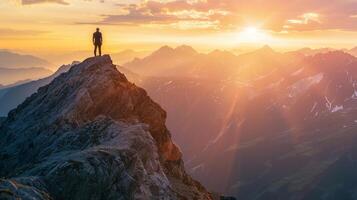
[96,28,100,32]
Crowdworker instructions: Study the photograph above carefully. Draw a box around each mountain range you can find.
[3,45,357,199]
[124,46,357,199]
[124,45,305,82]
[0,50,52,69]
[0,51,54,85]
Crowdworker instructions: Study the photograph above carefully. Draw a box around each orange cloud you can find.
[84,0,357,32]
[21,0,69,5]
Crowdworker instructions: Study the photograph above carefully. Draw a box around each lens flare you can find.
[238,26,269,43]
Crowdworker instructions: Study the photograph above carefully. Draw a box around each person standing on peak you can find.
[93,28,103,56]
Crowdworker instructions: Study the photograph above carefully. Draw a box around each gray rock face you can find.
[0,55,211,200]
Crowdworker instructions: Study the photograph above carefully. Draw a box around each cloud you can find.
[21,0,69,5]
[287,13,321,25]
[80,0,357,32]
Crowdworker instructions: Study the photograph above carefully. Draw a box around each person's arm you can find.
[92,33,95,44]
[100,33,103,44]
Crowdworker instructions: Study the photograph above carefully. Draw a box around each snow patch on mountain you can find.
[289,73,324,98]
[331,105,344,113]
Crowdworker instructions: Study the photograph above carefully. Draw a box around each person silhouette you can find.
[93,28,102,56]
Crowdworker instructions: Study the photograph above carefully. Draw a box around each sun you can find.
[238,26,268,43]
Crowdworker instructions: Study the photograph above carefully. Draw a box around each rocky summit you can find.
[0,55,211,200]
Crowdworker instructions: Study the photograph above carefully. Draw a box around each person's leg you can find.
[99,44,102,56]
[94,45,97,56]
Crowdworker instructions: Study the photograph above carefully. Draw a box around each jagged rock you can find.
[0,177,52,200]
[0,55,211,199]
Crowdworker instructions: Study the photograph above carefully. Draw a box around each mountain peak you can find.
[175,45,197,54]
[1,54,211,199]
[156,45,174,53]
[8,55,177,158]
[148,45,175,58]
[239,45,277,59]
[151,45,198,57]
[68,55,114,74]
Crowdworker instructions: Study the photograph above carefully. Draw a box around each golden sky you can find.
[2,0,357,55]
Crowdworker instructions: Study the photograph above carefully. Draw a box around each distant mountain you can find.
[0,67,53,85]
[0,55,211,199]
[111,49,149,65]
[232,45,303,81]
[291,47,357,58]
[124,45,201,77]
[0,79,32,92]
[291,47,335,56]
[0,50,52,68]
[125,45,305,81]
[1,79,32,88]
[125,45,242,79]
[0,62,77,116]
